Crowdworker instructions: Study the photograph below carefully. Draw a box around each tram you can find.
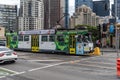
[6,28,94,55]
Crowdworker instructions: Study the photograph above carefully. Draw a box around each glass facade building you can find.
[0,4,17,32]
[93,0,110,17]
[75,0,93,10]
[44,0,69,29]
[114,0,120,19]
[19,0,44,31]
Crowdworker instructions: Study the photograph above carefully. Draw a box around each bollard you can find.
[117,58,120,77]
[93,47,101,56]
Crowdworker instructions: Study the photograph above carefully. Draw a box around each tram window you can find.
[18,35,23,41]
[13,36,17,41]
[49,36,55,42]
[42,36,48,42]
[77,35,82,42]
[83,36,89,42]
[57,35,64,42]
[24,35,29,41]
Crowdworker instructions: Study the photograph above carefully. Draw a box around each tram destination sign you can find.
[19,29,55,35]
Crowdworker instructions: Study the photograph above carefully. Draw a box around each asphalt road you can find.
[0,51,119,80]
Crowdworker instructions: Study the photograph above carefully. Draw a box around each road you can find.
[0,51,119,80]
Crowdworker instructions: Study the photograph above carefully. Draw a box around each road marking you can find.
[74,62,116,70]
[80,60,116,66]
[0,67,21,78]
[0,67,19,74]
[28,59,63,62]
[28,61,68,72]
[0,55,116,79]
[0,76,5,78]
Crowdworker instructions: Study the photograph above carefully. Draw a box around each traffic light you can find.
[103,23,107,32]
[97,24,101,39]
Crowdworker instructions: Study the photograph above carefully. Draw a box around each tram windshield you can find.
[76,34,92,43]
[76,35,82,43]
[82,34,92,43]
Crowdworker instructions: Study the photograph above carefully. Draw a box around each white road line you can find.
[29,62,68,72]
[0,76,5,78]
[0,67,19,74]
[75,62,116,70]
[28,59,63,62]
[10,71,26,76]
[81,60,116,65]
[0,55,116,79]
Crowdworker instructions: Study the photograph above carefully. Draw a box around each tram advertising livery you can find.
[6,28,95,55]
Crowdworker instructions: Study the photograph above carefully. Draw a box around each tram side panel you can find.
[55,35,69,53]
[39,35,56,52]
[17,35,31,51]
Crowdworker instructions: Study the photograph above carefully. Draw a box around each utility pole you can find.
[65,0,69,29]
[48,0,51,29]
[115,0,119,58]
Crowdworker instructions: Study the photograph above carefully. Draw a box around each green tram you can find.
[6,29,95,55]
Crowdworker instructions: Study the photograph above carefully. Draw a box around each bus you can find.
[6,29,94,55]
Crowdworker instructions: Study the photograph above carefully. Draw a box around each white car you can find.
[0,46,18,63]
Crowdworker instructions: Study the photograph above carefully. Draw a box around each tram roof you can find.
[56,30,88,35]
[19,29,55,35]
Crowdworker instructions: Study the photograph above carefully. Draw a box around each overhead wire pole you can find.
[48,0,51,29]
[115,0,119,58]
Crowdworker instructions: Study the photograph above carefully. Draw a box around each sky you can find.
[0,0,114,15]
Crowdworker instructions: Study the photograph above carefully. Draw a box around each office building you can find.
[0,4,17,32]
[93,0,110,17]
[114,0,120,19]
[75,0,93,11]
[70,5,99,28]
[44,0,69,29]
[19,0,44,31]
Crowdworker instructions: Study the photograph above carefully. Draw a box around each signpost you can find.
[116,24,120,77]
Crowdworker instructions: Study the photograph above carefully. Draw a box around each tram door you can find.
[6,36,10,48]
[31,35,39,52]
[69,35,76,54]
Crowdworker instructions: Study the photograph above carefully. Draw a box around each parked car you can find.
[0,46,18,63]
[0,40,6,46]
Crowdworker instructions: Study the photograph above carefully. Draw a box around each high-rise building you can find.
[18,0,44,31]
[75,0,93,11]
[114,0,120,19]
[70,5,99,28]
[43,0,69,29]
[0,4,17,32]
[93,0,110,17]
[111,3,115,17]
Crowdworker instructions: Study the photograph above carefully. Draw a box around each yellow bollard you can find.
[93,47,101,56]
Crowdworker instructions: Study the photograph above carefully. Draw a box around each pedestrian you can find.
[96,40,100,47]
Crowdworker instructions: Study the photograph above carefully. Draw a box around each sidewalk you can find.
[100,47,116,52]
